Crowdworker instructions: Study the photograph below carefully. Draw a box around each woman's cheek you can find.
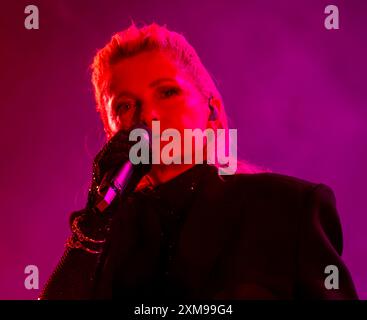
[180,108,207,130]
[115,111,136,131]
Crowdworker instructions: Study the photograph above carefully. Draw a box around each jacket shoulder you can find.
[220,171,338,230]
[223,171,321,198]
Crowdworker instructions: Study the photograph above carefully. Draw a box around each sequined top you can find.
[40,163,358,300]
[99,163,210,299]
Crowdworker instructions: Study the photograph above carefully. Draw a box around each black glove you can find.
[69,126,151,244]
[88,126,152,209]
[87,129,134,210]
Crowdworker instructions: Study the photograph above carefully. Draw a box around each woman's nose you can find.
[138,103,159,129]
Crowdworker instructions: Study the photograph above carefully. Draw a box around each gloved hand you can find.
[68,128,148,250]
[87,129,134,210]
[88,126,152,209]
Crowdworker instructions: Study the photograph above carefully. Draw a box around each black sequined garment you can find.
[100,164,206,300]
[40,163,358,300]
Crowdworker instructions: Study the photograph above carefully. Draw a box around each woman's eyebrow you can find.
[112,91,138,101]
[111,78,177,100]
[149,78,177,88]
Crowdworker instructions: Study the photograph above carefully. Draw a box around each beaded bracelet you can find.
[65,214,106,254]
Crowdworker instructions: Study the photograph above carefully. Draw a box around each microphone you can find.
[95,126,152,213]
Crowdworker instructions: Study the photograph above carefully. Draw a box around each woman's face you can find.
[105,50,211,138]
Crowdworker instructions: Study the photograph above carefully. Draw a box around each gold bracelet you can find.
[65,234,103,254]
[65,214,107,254]
[71,215,106,244]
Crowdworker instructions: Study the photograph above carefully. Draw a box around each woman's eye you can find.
[116,102,134,112]
[159,87,180,99]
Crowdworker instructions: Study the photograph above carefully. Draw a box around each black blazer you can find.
[40,164,358,300]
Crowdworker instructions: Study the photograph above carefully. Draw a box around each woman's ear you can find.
[208,95,220,121]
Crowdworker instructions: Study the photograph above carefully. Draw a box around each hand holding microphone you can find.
[67,125,151,253]
[88,124,152,212]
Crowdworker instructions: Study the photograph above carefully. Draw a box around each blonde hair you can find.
[91,22,268,174]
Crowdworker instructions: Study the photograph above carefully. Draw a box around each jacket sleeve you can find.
[39,247,101,300]
[295,183,358,299]
[39,209,107,300]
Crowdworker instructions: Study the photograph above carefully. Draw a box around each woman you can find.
[40,23,358,300]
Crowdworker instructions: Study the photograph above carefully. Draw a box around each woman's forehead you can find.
[106,51,196,99]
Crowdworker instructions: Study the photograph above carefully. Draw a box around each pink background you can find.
[0,0,366,299]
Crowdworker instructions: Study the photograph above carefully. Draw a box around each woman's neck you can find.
[148,163,195,186]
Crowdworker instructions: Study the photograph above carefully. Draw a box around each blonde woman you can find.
[40,23,357,300]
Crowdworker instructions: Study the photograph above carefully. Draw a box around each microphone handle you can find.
[95,161,134,213]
